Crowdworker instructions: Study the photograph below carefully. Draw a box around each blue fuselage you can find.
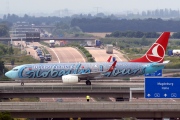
[5,62,164,80]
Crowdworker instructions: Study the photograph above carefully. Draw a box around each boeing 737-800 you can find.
[5,32,170,85]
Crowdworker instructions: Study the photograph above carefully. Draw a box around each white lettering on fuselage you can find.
[33,65,75,69]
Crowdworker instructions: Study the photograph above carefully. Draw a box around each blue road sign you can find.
[145,70,162,77]
[145,77,180,98]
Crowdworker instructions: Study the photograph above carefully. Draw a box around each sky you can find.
[0,0,180,16]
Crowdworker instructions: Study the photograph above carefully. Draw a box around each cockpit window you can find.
[13,69,18,71]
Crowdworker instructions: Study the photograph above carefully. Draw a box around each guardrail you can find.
[0,102,179,111]
[0,102,179,118]
[0,85,140,92]
[0,79,144,83]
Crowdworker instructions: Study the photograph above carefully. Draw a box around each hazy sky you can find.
[1,0,180,15]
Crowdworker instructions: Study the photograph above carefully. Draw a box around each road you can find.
[12,42,126,63]
[13,41,40,60]
[85,47,127,62]
[31,42,85,63]
[51,47,85,63]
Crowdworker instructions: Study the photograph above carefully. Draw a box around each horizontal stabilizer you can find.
[151,60,170,67]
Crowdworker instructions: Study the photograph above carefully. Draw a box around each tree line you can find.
[106,31,160,38]
[3,14,180,33]
[106,31,180,39]
[0,21,10,37]
[1,14,72,25]
[71,18,180,32]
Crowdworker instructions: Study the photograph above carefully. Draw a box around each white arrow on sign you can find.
[164,93,167,97]
[147,94,151,97]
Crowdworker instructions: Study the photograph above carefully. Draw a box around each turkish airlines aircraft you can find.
[5,32,170,85]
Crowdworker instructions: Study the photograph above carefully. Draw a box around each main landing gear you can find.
[86,80,91,85]
[21,82,24,86]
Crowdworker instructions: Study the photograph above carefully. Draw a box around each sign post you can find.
[145,77,180,98]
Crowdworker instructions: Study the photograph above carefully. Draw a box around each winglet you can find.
[107,61,117,72]
[107,56,112,62]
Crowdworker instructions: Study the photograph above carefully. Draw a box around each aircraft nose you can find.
[5,71,13,79]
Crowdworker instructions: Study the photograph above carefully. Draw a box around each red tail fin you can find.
[107,61,117,72]
[130,32,170,63]
[107,56,112,62]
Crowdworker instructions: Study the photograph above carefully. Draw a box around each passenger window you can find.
[13,69,18,71]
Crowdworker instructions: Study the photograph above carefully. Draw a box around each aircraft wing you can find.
[69,61,117,78]
[73,71,105,78]
[151,60,170,67]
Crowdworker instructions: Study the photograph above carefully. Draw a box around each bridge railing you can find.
[0,102,179,111]
[0,85,144,92]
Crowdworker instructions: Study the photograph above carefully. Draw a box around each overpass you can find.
[0,37,96,41]
[0,102,179,118]
[0,84,144,98]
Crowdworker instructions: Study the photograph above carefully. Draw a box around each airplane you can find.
[5,32,170,86]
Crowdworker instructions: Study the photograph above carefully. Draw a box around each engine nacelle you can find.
[62,75,79,84]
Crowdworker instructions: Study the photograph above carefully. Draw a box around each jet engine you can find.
[62,75,79,83]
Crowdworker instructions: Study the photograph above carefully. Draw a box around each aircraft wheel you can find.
[86,80,91,85]
[21,82,24,86]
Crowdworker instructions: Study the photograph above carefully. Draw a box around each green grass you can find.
[39,41,49,47]
[0,75,11,80]
[40,46,49,54]
[2,55,39,65]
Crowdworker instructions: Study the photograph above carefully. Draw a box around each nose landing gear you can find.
[21,82,24,86]
[86,80,91,85]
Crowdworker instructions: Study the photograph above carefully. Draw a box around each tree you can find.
[0,111,13,120]
[172,32,180,38]
[0,23,9,37]
[0,60,5,75]
[8,46,14,55]
[135,31,144,38]
[111,31,120,37]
